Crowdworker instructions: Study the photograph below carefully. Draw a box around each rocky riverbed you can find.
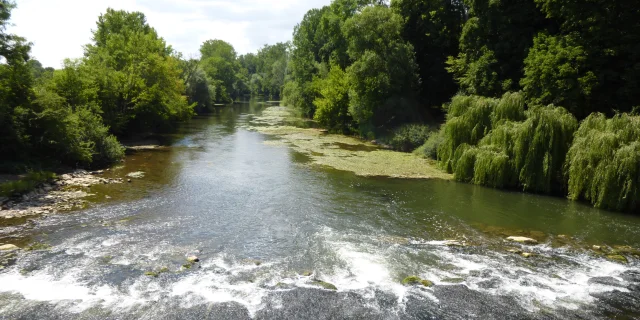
[0,170,124,220]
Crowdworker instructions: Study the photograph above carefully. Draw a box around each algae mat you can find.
[246,107,452,180]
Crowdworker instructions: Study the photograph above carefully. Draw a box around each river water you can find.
[1,101,639,319]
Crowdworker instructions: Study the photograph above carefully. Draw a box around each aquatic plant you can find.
[565,113,640,212]
[250,108,452,180]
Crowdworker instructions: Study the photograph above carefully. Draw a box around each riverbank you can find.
[0,170,124,221]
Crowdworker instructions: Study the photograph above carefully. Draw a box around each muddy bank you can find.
[0,170,123,221]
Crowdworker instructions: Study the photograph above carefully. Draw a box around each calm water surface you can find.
[1,100,639,319]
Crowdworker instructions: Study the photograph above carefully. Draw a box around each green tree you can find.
[313,63,351,133]
[521,0,640,118]
[200,39,240,102]
[447,0,547,97]
[391,0,466,109]
[0,0,34,162]
[84,8,194,135]
[343,5,420,136]
[521,33,597,118]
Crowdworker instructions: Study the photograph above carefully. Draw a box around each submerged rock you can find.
[444,240,466,247]
[592,245,603,251]
[187,255,200,263]
[402,276,434,287]
[441,278,465,284]
[126,171,146,179]
[0,244,19,251]
[242,259,262,266]
[402,276,422,286]
[606,254,629,264]
[310,280,337,290]
[301,271,313,277]
[588,277,624,287]
[611,245,640,257]
[421,280,434,287]
[506,236,538,245]
[144,271,159,277]
[521,252,534,258]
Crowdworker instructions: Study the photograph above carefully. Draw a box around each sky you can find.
[8,0,331,68]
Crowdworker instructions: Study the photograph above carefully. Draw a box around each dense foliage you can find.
[0,4,190,171]
[284,0,420,137]
[566,114,640,212]
[439,92,579,194]
[391,0,466,110]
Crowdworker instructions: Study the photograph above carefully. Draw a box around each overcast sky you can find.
[8,0,331,68]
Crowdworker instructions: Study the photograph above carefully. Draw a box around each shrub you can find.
[389,124,433,152]
[415,128,444,159]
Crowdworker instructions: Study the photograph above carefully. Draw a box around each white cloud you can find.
[9,0,331,68]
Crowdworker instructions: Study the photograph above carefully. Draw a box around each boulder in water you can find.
[506,236,538,244]
[310,280,337,290]
[187,255,199,263]
[521,252,534,258]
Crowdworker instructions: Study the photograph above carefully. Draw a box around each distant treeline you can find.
[0,1,286,172]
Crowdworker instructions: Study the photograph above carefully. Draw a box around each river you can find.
[1,100,639,319]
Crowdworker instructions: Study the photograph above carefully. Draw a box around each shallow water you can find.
[1,100,639,319]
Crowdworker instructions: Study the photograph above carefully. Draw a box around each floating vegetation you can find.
[565,113,640,212]
[248,107,452,180]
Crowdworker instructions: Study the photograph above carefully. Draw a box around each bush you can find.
[0,171,56,197]
[388,124,433,152]
[30,89,124,167]
[565,113,640,212]
[415,128,444,159]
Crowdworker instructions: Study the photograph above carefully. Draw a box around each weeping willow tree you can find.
[438,92,525,172]
[438,95,498,172]
[565,113,640,212]
[439,92,578,194]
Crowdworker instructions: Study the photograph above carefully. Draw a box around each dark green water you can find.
[0,100,639,319]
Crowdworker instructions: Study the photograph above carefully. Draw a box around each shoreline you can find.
[0,170,124,221]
